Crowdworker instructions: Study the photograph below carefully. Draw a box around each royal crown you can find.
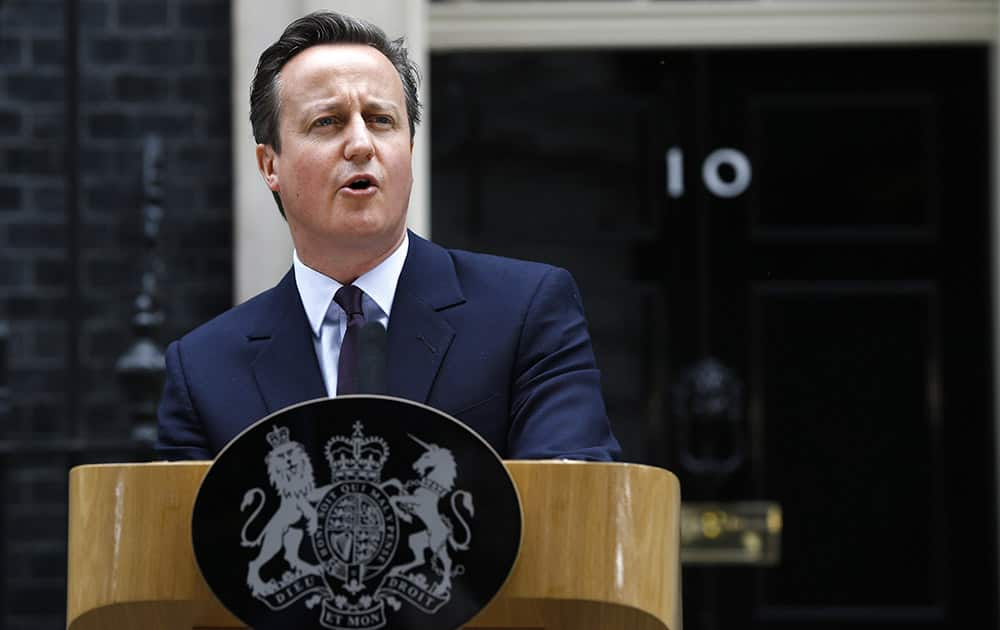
[266,425,291,449]
[325,421,389,482]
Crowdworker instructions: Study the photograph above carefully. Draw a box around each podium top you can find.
[67,461,680,630]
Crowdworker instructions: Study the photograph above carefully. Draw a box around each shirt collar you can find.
[293,232,409,338]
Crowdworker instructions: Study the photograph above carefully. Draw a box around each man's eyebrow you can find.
[300,97,401,119]
[301,98,343,118]
[363,98,401,112]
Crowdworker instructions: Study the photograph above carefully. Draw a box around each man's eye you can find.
[314,117,334,127]
[371,115,393,126]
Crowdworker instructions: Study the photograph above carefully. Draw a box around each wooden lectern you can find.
[67,461,680,630]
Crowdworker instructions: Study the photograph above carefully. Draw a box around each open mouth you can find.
[343,175,377,192]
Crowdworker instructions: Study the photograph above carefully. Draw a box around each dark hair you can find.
[250,11,422,215]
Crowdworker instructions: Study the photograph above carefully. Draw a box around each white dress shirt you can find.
[293,234,409,397]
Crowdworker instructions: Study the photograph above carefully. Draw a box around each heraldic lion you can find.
[240,437,322,595]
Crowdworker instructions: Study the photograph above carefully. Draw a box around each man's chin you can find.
[336,223,406,253]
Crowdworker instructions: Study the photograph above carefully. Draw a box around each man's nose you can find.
[343,115,375,162]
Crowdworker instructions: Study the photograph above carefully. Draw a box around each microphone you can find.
[358,321,388,394]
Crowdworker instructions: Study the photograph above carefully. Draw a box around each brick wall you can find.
[0,4,71,624]
[0,1,232,627]
[1,1,70,442]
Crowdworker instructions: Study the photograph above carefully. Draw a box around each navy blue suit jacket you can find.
[155,233,620,461]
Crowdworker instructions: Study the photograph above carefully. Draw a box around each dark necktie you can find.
[334,285,365,395]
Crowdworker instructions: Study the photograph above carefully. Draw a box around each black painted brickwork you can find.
[0,1,232,628]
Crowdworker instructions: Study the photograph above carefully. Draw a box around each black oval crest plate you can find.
[192,395,523,630]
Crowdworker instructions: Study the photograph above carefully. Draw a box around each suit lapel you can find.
[387,233,465,403]
[248,271,328,415]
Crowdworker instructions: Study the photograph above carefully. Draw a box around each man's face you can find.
[257,44,412,268]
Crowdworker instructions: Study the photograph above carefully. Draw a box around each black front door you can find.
[430,46,996,629]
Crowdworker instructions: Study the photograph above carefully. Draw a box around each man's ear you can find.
[256,143,280,192]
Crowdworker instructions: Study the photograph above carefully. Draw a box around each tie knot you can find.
[333,285,365,318]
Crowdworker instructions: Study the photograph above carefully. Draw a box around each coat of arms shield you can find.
[192,395,522,630]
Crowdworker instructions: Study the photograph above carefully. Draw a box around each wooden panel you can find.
[65,462,241,630]
[67,461,681,630]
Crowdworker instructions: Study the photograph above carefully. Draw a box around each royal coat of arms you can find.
[238,421,475,630]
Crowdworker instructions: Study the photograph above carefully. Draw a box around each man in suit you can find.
[156,10,619,462]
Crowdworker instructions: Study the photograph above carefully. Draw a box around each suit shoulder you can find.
[445,247,567,285]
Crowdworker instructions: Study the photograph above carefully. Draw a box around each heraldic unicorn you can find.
[237,421,476,630]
